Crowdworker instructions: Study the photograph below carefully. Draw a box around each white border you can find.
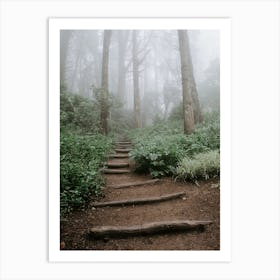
[49,18,231,262]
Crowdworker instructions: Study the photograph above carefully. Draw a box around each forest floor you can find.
[60,141,220,250]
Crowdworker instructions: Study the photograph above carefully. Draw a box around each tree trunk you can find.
[178,30,197,134]
[89,220,212,239]
[117,31,127,103]
[60,30,72,87]
[92,191,185,207]
[100,30,112,135]
[189,60,203,123]
[132,30,142,128]
[108,178,160,189]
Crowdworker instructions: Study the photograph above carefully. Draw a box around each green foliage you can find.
[60,132,113,215]
[129,112,220,178]
[129,134,188,177]
[176,150,220,182]
[60,89,100,134]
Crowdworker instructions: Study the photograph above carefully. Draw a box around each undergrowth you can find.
[129,112,220,178]
[175,150,220,182]
[60,132,113,215]
[60,87,113,215]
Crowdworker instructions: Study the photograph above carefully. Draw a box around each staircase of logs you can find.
[90,139,212,240]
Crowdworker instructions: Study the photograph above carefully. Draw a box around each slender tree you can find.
[60,30,72,87]
[117,31,130,103]
[100,30,112,135]
[178,30,195,134]
[132,30,142,128]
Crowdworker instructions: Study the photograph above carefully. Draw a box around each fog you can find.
[60,30,220,126]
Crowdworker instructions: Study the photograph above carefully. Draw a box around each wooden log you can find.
[116,144,132,147]
[106,162,129,168]
[101,168,130,174]
[92,191,185,207]
[108,179,160,189]
[89,220,212,239]
[116,141,132,145]
[108,154,129,159]
[115,148,132,153]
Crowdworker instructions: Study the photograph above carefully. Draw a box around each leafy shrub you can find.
[60,89,100,134]
[176,150,220,182]
[128,112,220,178]
[60,132,113,215]
[129,135,188,177]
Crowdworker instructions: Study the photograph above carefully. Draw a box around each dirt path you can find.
[60,140,220,250]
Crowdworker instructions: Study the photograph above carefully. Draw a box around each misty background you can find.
[60,30,219,127]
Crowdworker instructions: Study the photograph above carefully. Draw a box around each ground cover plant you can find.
[176,150,220,182]
[129,112,220,178]
[60,88,113,215]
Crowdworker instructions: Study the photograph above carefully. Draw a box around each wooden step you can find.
[101,168,131,174]
[106,162,129,168]
[116,141,132,145]
[108,154,129,159]
[116,144,133,147]
[115,145,132,149]
[108,179,160,189]
[92,191,185,207]
[89,220,212,239]
[115,148,132,153]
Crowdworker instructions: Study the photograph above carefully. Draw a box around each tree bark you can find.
[117,31,128,103]
[89,220,212,239]
[100,30,112,135]
[108,179,160,189]
[60,30,72,87]
[189,61,203,123]
[178,30,202,134]
[92,191,185,207]
[132,30,142,128]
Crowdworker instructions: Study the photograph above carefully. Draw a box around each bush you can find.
[128,112,220,178]
[129,134,188,177]
[176,150,220,182]
[60,89,100,134]
[60,132,113,215]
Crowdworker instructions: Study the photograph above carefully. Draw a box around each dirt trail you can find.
[60,140,220,250]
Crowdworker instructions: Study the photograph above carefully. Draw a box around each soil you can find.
[60,144,220,250]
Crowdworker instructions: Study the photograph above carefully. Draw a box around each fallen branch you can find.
[101,168,130,174]
[92,191,185,207]
[108,154,129,159]
[106,162,129,168]
[115,148,132,153]
[108,179,160,189]
[89,220,212,239]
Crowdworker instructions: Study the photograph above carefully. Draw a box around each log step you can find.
[106,162,129,168]
[101,168,131,174]
[92,191,185,207]
[108,154,129,159]
[116,142,132,145]
[89,220,212,239]
[115,146,132,149]
[115,148,132,153]
[108,179,160,189]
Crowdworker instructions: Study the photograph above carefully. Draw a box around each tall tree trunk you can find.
[60,30,72,87]
[132,30,142,128]
[178,30,202,126]
[100,30,112,135]
[178,30,195,135]
[117,31,127,103]
[189,60,203,123]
